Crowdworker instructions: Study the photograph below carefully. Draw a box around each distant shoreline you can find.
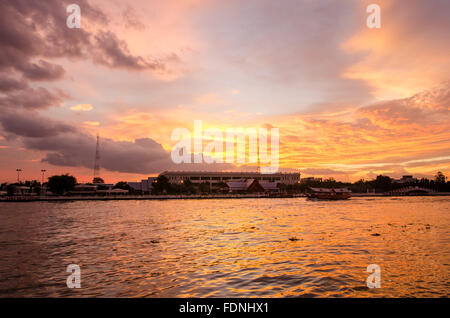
[1,192,450,202]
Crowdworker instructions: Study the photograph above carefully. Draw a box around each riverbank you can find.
[351,192,450,197]
[1,192,450,202]
[0,193,301,202]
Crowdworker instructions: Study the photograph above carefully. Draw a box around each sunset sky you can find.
[0,0,449,183]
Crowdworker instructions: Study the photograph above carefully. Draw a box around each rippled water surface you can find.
[0,197,449,297]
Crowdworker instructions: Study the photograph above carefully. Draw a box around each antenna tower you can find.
[93,133,101,182]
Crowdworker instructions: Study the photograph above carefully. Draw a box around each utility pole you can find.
[16,169,22,183]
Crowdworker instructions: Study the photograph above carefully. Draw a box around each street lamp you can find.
[16,169,22,183]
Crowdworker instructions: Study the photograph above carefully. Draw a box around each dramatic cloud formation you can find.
[0,0,103,77]
[0,111,76,138]
[0,0,448,182]
[92,31,165,71]
[0,0,187,180]
[0,0,176,86]
[342,0,450,99]
[19,60,66,81]
[275,83,450,180]
[0,87,67,110]
[21,125,233,174]
[0,109,232,175]
[0,75,27,92]
[24,133,170,174]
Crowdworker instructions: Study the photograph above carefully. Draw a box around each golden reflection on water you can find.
[0,197,449,297]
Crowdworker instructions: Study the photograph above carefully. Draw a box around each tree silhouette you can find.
[151,175,171,194]
[47,174,77,195]
[113,181,133,192]
[435,171,446,183]
[93,177,104,184]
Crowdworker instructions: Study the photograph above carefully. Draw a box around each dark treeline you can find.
[0,174,77,196]
[1,171,449,195]
[150,171,450,195]
[281,171,450,193]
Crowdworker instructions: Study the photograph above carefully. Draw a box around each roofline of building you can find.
[160,171,300,176]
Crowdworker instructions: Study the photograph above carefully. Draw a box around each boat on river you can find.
[306,187,352,200]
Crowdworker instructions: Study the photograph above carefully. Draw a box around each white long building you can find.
[159,171,300,185]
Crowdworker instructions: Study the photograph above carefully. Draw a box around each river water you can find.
[0,197,448,297]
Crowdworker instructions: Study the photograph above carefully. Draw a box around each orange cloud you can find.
[91,83,449,181]
[341,0,450,99]
[70,104,93,111]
